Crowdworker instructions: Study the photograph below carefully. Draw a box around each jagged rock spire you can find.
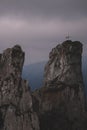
[0,45,40,130]
[33,40,87,130]
[0,45,25,78]
[44,40,83,86]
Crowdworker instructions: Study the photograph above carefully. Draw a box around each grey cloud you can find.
[0,0,87,20]
[0,0,87,64]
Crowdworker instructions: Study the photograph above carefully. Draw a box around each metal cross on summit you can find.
[65,34,71,40]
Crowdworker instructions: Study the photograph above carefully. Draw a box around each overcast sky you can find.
[0,0,87,65]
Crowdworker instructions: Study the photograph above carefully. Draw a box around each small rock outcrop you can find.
[0,45,39,130]
[33,40,87,130]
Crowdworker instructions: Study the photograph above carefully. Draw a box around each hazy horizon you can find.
[0,0,87,65]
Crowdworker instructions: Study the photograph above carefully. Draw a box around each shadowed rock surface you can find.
[0,45,39,130]
[33,40,87,130]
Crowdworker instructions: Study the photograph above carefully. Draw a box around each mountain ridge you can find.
[22,61,46,90]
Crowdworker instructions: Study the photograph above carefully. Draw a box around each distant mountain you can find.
[22,59,87,92]
[22,61,46,90]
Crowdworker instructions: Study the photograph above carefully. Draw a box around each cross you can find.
[65,34,71,40]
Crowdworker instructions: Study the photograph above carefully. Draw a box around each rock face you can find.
[42,40,85,111]
[0,45,39,130]
[0,40,87,130]
[44,40,83,86]
[33,40,87,130]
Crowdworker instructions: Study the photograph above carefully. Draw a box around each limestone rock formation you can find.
[44,40,83,86]
[0,45,39,130]
[33,40,87,130]
[0,40,87,130]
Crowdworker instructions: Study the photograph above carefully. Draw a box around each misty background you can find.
[0,0,87,90]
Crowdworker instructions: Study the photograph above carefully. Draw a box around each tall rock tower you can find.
[0,45,39,130]
[37,40,87,130]
[44,40,83,86]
